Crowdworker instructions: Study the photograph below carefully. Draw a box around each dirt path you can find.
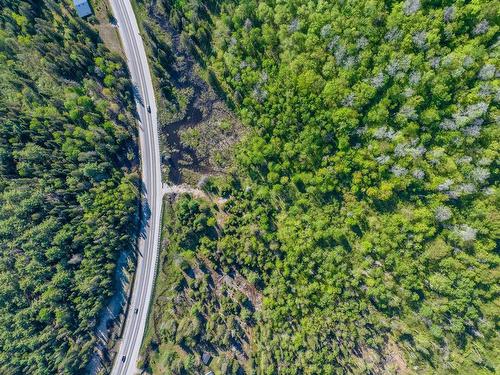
[85,251,131,374]
[162,183,210,199]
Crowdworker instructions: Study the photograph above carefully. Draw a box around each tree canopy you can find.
[141,0,499,373]
[0,1,139,373]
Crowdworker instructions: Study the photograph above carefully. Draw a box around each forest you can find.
[0,1,139,373]
[140,0,499,374]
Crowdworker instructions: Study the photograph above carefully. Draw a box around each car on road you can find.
[134,308,139,314]
[121,355,126,363]
[147,105,151,113]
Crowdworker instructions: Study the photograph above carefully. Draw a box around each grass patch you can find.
[90,0,123,56]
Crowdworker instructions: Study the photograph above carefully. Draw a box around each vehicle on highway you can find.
[109,1,161,373]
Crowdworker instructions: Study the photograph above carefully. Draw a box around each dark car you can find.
[147,105,151,113]
[121,355,126,363]
[134,308,139,314]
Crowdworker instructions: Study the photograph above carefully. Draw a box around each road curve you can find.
[109,1,161,374]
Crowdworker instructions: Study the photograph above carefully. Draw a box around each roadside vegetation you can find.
[141,194,257,374]
[142,0,499,374]
[131,0,243,184]
[0,1,139,373]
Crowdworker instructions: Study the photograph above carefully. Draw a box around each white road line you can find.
[108,0,162,374]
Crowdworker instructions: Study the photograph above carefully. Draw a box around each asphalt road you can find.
[109,1,162,374]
